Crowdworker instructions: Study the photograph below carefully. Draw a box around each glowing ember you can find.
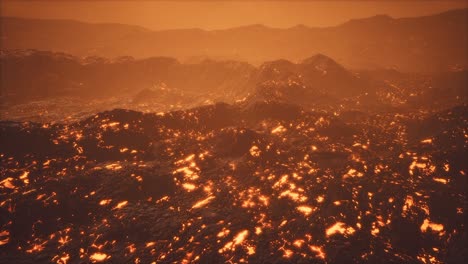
[326,222,356,237]
[309,245,326,259]
[296,205,314,216]
[443,163,450,172]
[420,219,444,233]
[344,168,364,178]
[433,178,447,184]
[409,160,427,175]
[293,239,305,248]
[191,196,215,209]
[0,230,10,246]
[119,147,129,153]
[105,163,122,170]
[271,125,287,134]
[58,235,71,246]
[89,252,109,262]
[59,253,70,264]
[126,244,137,254]
[146,241,156,247]
[273,174,289,188]
[247,245,256,255]
[99,199,112,206]
[0,178,15,189]
[316,195,325,203]
[19,171,30,184]
[217,229,230,238]
[184,154,195,162]
[182,183,196,191]
[402,195,414,213]
[114,201,128,209]
[100,122,120,129]
[249,145,261,157]
[233,230,249,245]
[26,243,46,253]
[219,230,249,253]
[283,249,294,258]
[279,190,307,202]
[255,227,262,235]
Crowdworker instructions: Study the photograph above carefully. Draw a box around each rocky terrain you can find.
[1,88,467,264]
[2,50,466,122]
[1,41,467,264]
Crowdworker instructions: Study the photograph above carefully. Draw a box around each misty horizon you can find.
[2,7,467,71]
[2,1,468,30]
[1,7,467,32]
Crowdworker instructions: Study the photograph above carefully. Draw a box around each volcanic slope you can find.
[1,102,467,263]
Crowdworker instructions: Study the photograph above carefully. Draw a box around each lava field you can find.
[1,102,466,263]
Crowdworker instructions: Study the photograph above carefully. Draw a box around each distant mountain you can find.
[2,8,467,71]
[0,50,256,103]
[1,50,466,113]
[0,51,377,107]
[247,54,373,108]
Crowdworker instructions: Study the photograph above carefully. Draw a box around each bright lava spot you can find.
[192,196,215,209]
[249,145,261,157]
[433,178,447,184]
[99,199,112,206]
[59,253,70,264]
[283,249,294,258]
[271,125,287,134]
[219,230,249,253]
[326,222,356,237]
[0,178,15,189]
[233,230,249,244]
[309,245,326,259]
[420,219,444,233]
[316,195,325,203]
[105,163,122,170]
[296,205,314,216]
[293,239,305,248]
[182,183,196,191]
[217,229,230,238]
[0,230,10,246]
[114,201,128,209]
[89,252,109,262]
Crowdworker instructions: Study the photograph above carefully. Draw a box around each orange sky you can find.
[1,1,468,30]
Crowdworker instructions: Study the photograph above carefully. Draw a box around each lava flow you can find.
[1,101,466,263]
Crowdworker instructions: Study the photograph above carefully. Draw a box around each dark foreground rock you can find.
[0,103,467,263]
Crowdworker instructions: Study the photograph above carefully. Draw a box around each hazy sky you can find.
[1,1,467,30]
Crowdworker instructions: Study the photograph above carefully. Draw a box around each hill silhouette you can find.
[1,50,466,119]
[2,8,467,71]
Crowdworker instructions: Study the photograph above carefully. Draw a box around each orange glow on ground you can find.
[89,252,109,262]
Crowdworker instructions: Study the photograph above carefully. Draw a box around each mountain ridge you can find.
[2,7,466,32]
[2,8,467,71]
